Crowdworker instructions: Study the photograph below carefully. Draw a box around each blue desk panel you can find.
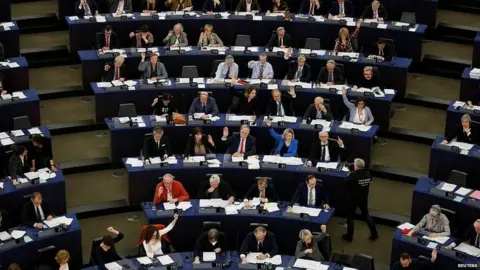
[0,89,40,132]
[0,0,11,22]
[0,22,20,58]
[0,57,30,92]
[474,33,480,68]
[460,68,480,102]
[67,13,426,60]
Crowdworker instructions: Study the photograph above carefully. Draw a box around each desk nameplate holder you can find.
[238,264,258,269]
[12,135,30,144]
[430,183,455,199]
[155,209,175,216]
[14,182,32,189]
[38,228,56,238]
[400,235,426,247]
[115,259,136,269]
[198,207,225,214]
[262,163,287,169]
[144,162,161,169]
[188,120,205,126]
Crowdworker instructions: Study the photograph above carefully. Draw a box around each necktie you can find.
[309,4,314,15]
[202,104,206,112]
[258,242,263,251]
[258,65,264,79]
[114,67,119,80]
[308,188,314,205]
[379,48,384,56]
[320,144,326,161]
[157,140,160,148]
[296,68,302,80]
[225,67,230,79]
[328,71,333,82]
[279,38,283,47]
[277,102,282,116]
[340,4,344,15]
[373,10,378,19]
[106,36,110,48]
[36,206,42,221]
[84,2,92,16]
[240,138,245,154]
[316,110,322,119]
[476,235,480,248]
[260,189,265,198]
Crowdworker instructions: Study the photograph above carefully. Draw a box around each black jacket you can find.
[184,135,216,156]
[366,43,394,61]
[316,67,345,85]
[74,0,98,17]
[298,0,325,15]
[202,0,226,12]
[21,201,52,227]
[143,136,172,159]
[266,34,292,49]
[360,5,388,20]
[240,231,278,256]
[308,140,344,162]
[194,231,228,258]
[8,155,30,178]
[198,180,235,200]
[102,63,127,82]
[95,232,124,266]
[329,0,355,17]
[95,32,120,50]
[28,144,53,170]
[286,62,311,83]
[303,104,333,121]
[153,101,177,117]
[359,75,383,90]
[346,169,372,202]
[289,182,329,207]
[295,233,327,261]
[235,0,261,11]
[265,93,295,116]
[230,88,259,116]
[391,258,432,270]
[244,183,279,202]
[0,42,4,61]
[446,125,477,144]
[223,134,257,157]
[454,225,480,247]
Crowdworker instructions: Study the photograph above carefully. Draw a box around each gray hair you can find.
[314,97,324,104]
[372,0,380,5]
[225,55,234,63]
[174,23,183,31]
[474,220,480,228]
[153,127,163,135]
[297,55,306,61]
[364,66,373,73]
[326,60,336,65]
[240,125,250,132]
[163,173,174,179]
[254,226,266,234]
[209,174,221,183]
[461,114,471,122]
[354,158,365,169]
[298,229,312,240]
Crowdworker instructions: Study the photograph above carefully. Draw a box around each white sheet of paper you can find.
[422,235,450,244]
[24,171,39,180]
[193,78,205,83]
[293,258,322,269]
[177,78,190,84]
[427,242,439,250]
[68,16,79,20]
[163,202,176,210]
[123,80,137,87]
[28,127,42,135]
[0,231,12,241]
[449,141,474,150]
[11,92,26,100]
[96,16,106,22]
[440,183,457,192]
[316,162,339,169]
[455,243,480,257]
[8,62,20,68]
[137,256,153,264]
[1,138,14,146]
[157,255,175,265]
[203,252,216,261]
[291,205,321,216]
[111,80,124,86]
[177,201,192,211]
[11,130,25,137]
[118,117,130,124]
[377,23,388,29]
[385,89,395,95]
[397,222,415,230]
[104,262,122,270]
[97,82,112,88]
[131,116,144,123]
[455,187,472,196]
[0,132,9,139]
[10,230,26,239]
[0,182,3,189]
[454,196,464,202]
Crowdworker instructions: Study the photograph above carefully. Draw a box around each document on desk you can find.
[0,94,11,100]
[225,204,239,215]
[454,196,464,202]
[202,252,216,261]
[339,122,371,132]
[11,129,25,137]
[163,202,176,210]
[440,183,457,192]
[316,162,339,169]
[97,82,112,88]
[469,190,480,200]
[95,16,106,22]
[267,84,279,90]
[24,171,39,180]
[293,258,322,269]
[286,81,312,88]
[123,80,137,87]
[28,127,42,135]
[165,156,178,164]
[177,201,192,211]
[158,255,175,265]
[186,156,205,162]
[396,222,415,230]
[0,182,3,189]
[131,116,144,123]
[337,52,359,58]
[104,262,122,270]
[44,216,73,228]
[17,178,28,184]
[193,78,205,83]
[149,157,162,164]
[426,242,438,249]
[1,138,14,146]
[111,80,124,86]
[137,256,153,264]
[449,141,474,151]
[11,230,26,239]
[377,23,388,29]
[248,161,260,170]
[118,117,130,124]
[311,119,331,128]
[455,187,472,196]
[292,205,321,217]
[384,89,396,95]
[422,235,450,244]
[266,202,280,212]
[0,231,12,241]
[455,243,480,257]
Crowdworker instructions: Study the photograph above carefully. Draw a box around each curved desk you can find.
[108,115,377,164]
[143,200,334,254]
[0,89,40,132]
[0,57,29,92]
[80,47,410,99]
[67,13,426,60]
[459,68,480,102]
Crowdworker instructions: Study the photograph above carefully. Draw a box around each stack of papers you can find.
[0,182,4,189]
[44,216,73,228]
[177,201,193,211]
[203,252,216,261]
[440,183,457,192]
[228,115,255,121]
[247,159,260,170]
[272,47,289,53]
[28,127,42,135]
[17,178,28,184]
[126,158,143,167]
[264,202,280,212]
[185,156,205,163]
[164,156,178,164]
[104,262,122,270]
[246,253,282,265]
[246,78,271,84]
[385,89,396,95]
[470,68,480,78]
[1,138,14,146]
[97,82,113,88]
[11,130,25,137]
[224,204,239,215]
[231,156,245,162]
[10,230,26,239]
[449,141,474,151]
[207,159,222,168]
[12,92,27,99]
[455,243,480,257]
[231,46,246,52]
[24,171,39,180]
[455,187,472,196]
[96,16,106,22]
[293,259,323,269]
[316,162,340,169]
[123,80,137,87]
[339,122,371,132]
[262,155,304,165]
[397,222,415,230]
[137,256,153,264]
[270,116,297,123]
[111,80,124,86]
[469,191,480,200]
[0,231,12,241]
[200,199,229,207]
[291,205,321,216]
[118,117,130,124]
[266,12,285,17]
[422,235,450,244]
[157,255,175,265]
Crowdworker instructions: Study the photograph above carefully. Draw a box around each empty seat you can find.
[304,38,321,50]
[181,66,199,78]
[118,103,136,117]
[447,170,467,187]
[235,35,252,47]
[13,116,31,130]
[351,253,375,270]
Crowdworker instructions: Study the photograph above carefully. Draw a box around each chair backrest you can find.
[313,232,331,260]
[400,12,416,24]
[351,36,359,52]
[335,63,345,84]
[228,96,240,114]
[249,223,268,231]
[137,224,172,247]
[23,193,33,202]
[1,149,14,178]
[140,133,154,158]
[0,209,10,229]
[447,170,467,187]
[90,237,103,265]
[211,60,224,78]
[118,103,137,117]
[304,38,321,50]
[441,207,456,233]
[372,66,380,78]
[235,35,252,47]
[254,176,273,186]
[351,253,375,270]
[35,245,57,269]
[13,116,31,130]
[181,66,199,78]
[330,251,352,265]
[202,221,222,232]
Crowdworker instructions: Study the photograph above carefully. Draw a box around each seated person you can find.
[96,25,119,51]
[303,97,333,121]
[74,0,98,17]
[129,25,154,48]
[328,0,354,18]
[332,22,361,54]
[391,250,437,270]
[8,264,21,270]
[188,92,219,119]
[139,53,168,79]
[103,55,126,82]
[165,0,193,11]
[442,114,477,144]
[407,204,450,237]
[366,38,394,61]
[341,90,374,125]
[447,219,480,249]
[265,88,296,116]
[240,226,278,263]
[0,210,9,231]
[143,215,179,257]
[55,250,70,270]
[266,27,292,49]
[8,145,31,179]
[229,86,259,116]
[194,229,228,263]
[354,66,383,89]
[198,24,224,47]
[215,55,239,80]
[29,135,57,172]
[316,60,344,85]
[184,127,216,156]
[269,0,288,13]
[110,0,133,14]
[153,173,190,203]
[143,0,163,13]
[21,192,53,228]
[198,174,235,202]
[221,125,257,157]
[285,55,311,82]
[143,127,172,159]
[265,119,298,157]
[295,226,327,261]
[202,0,226,13]
[299,0,323,16]
[235,0,261,12]
[163,23,188,47]
[95,227,124,266]
[244,177,279,203]
[152,93,177,117]
[360,0,387,22]
[248,53,274,79]
[288,175,330,209]
[307,131,344,166]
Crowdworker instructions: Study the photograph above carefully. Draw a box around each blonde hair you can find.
[339,27,349,40]
[282,128,295,140]
[55,250,70,264]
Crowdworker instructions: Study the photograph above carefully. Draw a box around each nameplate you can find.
[238,264,258,270]
[14,182,32,189]
[114,122,131,129]
[339,19,347,25]
[183,162,201,167]
[190,82,198,88]
[188,120,203,125]
[144,162,161,169]
[245,14,253,20]
[244,50,252,55]
[301,166,318,172]
[474,109,480,115]
[299,123,314,129]
[193,263,214,269]
[282,211,301,218]
[214,13,222,19]
[370,22,378,28]
[259,83,268,89]
[342,55,351,61]
[240,208,263,215]
[183,14,191,18]
[375,58,384,63]
[199,207,225,214]
[225,82,232,87]
[307,16,316,22]
[38,228,56,238]
[277,15,284,20]
[152,15,159,19]
[211,49,219,55]
[277,121,286,127]
[12,96,19,102]
[401,25,409,30]
[204,119,212,124]
[120,15,128,20]
[400,234,420,245]
[309,53,317,57]
[328,88,337,93]
[154,82,163,88]
[179,50,186,54]
[363,91,372,96]
[262,163,287,169]
[276,51,284,57]
[89,17,96,22]
[294,85,302,90]
[350,128,360,133]
[156,209,175,216]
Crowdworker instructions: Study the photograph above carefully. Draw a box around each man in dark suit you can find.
[303,97,333,121]
[360,0,387,21]
[0,210,9,231]
[240,226,278,263]
[366,38,394,61]
[110,0,133,14]
[443,114,477,145]
[354,66,383,90]
[8,145,30,179]
[143,127,172,160]
[21,192,53,228]
[448,219,480,249]
[198,174,235,201]
[194,229,228,264]
[244,177,278,203]
[391,251,437,270]
[316,60,344,85]
[307,131,345,166]
[74,0,98,17]
[288,175,330,208]
[299,0,324,16]
[221,125,256,157]
[188,92,219,119]
[102,55,127,82]
[96,25,119,51]
[235,0,261,12]
[328,0,354,18]
[286,55,311,83]
[266,27,292,49]
[265,88,296,116]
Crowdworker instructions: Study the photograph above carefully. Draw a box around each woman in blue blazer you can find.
[266,119,298,157]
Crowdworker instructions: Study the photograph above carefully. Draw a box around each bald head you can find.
[272,89,281,102]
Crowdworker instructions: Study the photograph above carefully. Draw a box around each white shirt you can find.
[321,143,330,162]
[174,35,180,45]
[237,138,247,153]
[167,190,173,201]
[143,223,175,257]
[33,204,46,227]
[20,156,24,166]
[339,4,345,15]
[116,0,125,13]
[246,2,252,11]
[307,187,316,205]
[353,108,366,124]
[295,67,303,80]
[276,101,285,116]
[59,264,69,270]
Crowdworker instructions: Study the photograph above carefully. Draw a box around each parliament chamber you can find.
[1,0,480,269]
